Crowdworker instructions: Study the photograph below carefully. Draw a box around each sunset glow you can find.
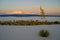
[7,10,23,14]
[0,0,60,15]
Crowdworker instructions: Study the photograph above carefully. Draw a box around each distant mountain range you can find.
[0,14,60,17]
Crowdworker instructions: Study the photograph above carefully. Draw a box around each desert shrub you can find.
[54,21,60,24]
[38,29,50,37]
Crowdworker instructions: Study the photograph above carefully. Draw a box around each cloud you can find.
[6,10,23,14]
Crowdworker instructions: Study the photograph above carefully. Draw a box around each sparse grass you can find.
[0,20,60,25]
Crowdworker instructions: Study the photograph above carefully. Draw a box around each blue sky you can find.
[0,0,60,15]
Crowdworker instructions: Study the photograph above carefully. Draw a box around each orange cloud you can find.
[7,10,23,14]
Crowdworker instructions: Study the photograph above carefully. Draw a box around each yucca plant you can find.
[38,29,50,37]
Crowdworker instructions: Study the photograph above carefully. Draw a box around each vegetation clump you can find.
[0,20,60,25]
[38,29,50,37]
